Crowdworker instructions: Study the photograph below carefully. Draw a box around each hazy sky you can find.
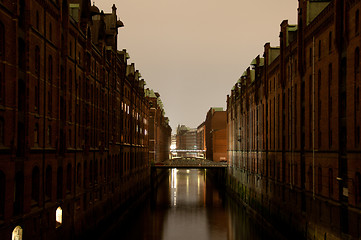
[94,0,298,132]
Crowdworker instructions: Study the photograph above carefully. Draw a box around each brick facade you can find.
[227,0,361,239]
[146,89,171,164]
[0,0,162,239]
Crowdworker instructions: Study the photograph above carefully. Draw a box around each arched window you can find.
[31,166,40,204]
[0,170,5,218]
[57,167,63,199]
[56,207,62,227]
[45,166,52,200]
[12,226,23,240]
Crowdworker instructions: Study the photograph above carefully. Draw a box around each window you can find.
[68,129,71,147]
[356,10,359,35]
[45,166,52,200]
[35,46,40,110]
[308,166,313,190]
[328,168,333,197]
[49,23,52,41]
[36,11,39,29]
[31,167,40,204]
[329,32,332,52]
[355,48,360,75]
[318,40,321,60]
[0,21,4,57]
[66,164,71,192]
[48,55,53,113]
[356,172,361,204]
[47,125,51,145]
[18,38,25,70]
[57,167,63,199]
[76,163,81,187]
[34,123,39,145]
[83,161,87,187]
[0,118,4,145]
[14,172,24,215]
[56,207,62,227]
[318,167,322,194]
[0,170,5,218]
[357,87,360,111]
[318,70,322,148]
[12,226,23,240]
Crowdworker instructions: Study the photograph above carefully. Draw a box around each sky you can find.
[94,0,298,133]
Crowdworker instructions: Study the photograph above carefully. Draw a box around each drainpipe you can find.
[312,36,315,199]
[289,57,293,190]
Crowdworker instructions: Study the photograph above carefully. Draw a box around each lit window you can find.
[56,206,62,227]
[12,226,23,240]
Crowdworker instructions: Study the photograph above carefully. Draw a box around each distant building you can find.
[146,89,172,163]
[176,125,197,157]
[197,122,206,151]
[205,108,227,162]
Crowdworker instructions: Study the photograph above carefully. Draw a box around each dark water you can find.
[103,169,277,240]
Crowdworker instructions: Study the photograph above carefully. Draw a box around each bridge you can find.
[152,157,227,169]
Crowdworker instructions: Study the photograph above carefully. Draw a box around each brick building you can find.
[196,121,206,151]
[176,125,197,157]
[204,107,227,162]
[227,0,361,239]
[146,88,172,164]
[0,1,161,239]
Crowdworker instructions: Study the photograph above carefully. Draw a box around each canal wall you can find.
[78,168,151,240]
[225,168,350,240]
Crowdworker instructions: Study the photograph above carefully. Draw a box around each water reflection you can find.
[104,169,277,240]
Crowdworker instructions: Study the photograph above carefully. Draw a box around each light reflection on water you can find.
[107,169,276,240]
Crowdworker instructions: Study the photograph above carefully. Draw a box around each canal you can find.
[100,169,279,240]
